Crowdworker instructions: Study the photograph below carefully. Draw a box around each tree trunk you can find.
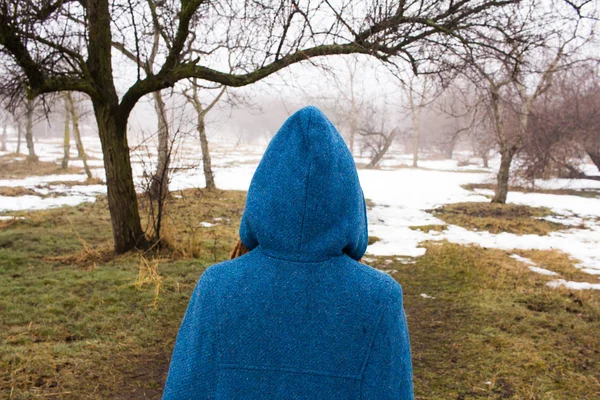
[67,93,92,179]
[25,98,37,161]
[16,122,22,154]
[348,119,356,156]
[588,150,600,173]
[149,90,170,200]
[62,98,71,169]
[492,149,514,204]
[197,111,216,190]
[94,102,148,253]
[481,150,489,168]
[348,99,357,156]
[367,131,396,168]
[1,125,6,151]
[585,138,600,172]
[412,131,420,167]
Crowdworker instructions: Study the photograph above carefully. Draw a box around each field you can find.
[1,138,600,399]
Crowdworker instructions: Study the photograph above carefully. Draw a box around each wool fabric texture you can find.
[163,106,414,399]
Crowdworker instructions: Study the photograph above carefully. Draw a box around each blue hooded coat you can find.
[163,106,414,399]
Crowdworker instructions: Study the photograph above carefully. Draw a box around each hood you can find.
[239,106,368,262]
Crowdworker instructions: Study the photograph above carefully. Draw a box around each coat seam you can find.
[358,302,390,399]
[296,109,314,261]
[218,363,361,380]
[256,246,347,264]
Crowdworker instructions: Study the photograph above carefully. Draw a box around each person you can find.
[162,106,414,399]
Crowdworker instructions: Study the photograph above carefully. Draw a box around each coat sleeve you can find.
[361,287,414,400]
[163,270,220,400]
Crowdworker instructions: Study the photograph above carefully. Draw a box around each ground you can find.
[1,138,600,398]
[1,191,599,399]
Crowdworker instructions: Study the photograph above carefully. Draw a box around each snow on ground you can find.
[509,254,559,276]
[0,194,97,211]
[547,279,600,290]
[2,137,600,289]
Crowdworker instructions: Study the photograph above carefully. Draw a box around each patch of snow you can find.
[199,221,217,227]
[528,266,559,276]
[546,279,600,290]
[581,268,600,275]
[0,174,88,187]
[5,138,600,282]
[0,215,24,220]
[510,254,536,266]
[0,194,96,212]
[420,293,435,299]
[538,215,585,226]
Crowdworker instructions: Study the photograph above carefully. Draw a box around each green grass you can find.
[1,193,599,399]
[429,202,573,235]
[0,190,244,399]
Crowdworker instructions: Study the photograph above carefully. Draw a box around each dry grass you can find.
[463,183,600,199]
[0,187,40,197]
[516,249,595,282]
[134,255,163,309]
[138,189,246,260]
[2,190,599,399]
[0,156,84,179]
[382,242,600,399]
[429,202,571,235]
[409,224,447,233]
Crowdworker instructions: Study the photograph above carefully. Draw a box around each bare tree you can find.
[15,119,21,154]
[61,95,71,169]
[183,79,226,190]
[0,0,520,252]
[331,57,365,155]
[0,109,7,151]
[66,92,93,179]
[24,97,37,162]
[358,104,400,168]
[398,75,434,167]
[0,123,6,152]
[456,2,582,203]
[520,63,600,180]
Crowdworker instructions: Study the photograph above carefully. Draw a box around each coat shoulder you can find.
[349,258,404,304]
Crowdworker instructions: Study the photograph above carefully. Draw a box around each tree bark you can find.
[492,148,515,204]
[25,98,37,161]
[85,0,148,253]
[62,97,71,169]
[149,90,170,200]
[1,125,6,151]
[197,110,216,190]
[94,102,148,253]
[16,122,22,154]
[67,93,92,179]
